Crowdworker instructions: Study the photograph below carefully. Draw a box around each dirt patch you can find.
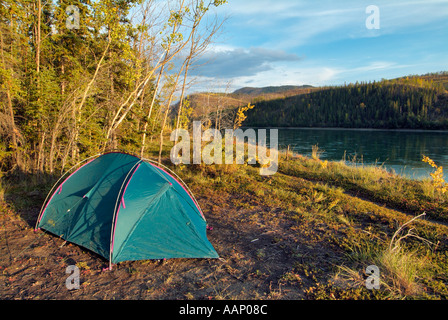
[0,188,345,300]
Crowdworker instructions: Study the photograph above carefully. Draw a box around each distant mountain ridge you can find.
[232,85,314,96]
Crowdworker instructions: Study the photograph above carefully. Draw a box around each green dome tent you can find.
[35,152,218,269]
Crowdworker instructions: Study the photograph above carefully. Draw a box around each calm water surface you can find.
[267,128,448,180]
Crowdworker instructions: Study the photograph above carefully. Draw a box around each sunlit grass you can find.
[279,150,448,223]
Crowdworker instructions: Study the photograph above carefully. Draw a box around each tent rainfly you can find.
[35,152,218,269]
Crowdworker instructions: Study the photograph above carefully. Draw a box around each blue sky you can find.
[189,0,448,92]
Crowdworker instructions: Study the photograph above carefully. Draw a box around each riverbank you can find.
[244,126,448,133]
[1,152,447,300]
[244,127,448,181]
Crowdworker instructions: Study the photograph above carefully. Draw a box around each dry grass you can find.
[311,144,323,161]
[333,213,434,299]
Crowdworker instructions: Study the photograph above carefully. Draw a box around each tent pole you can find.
[108,160,143,268]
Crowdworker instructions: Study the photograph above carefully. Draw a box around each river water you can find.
[268,128,448,180]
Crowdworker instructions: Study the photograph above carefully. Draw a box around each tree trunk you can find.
[35,0,41,74]
[158,105,171,164]
[0,28,23,170]
[140,66,164,157]
[37,131,46,172]
[61,58,65,96]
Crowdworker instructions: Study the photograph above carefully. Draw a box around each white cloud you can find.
[190,47,302,78]
[189,62,341,92]
[190,59,417,92]
[223,0,304,16]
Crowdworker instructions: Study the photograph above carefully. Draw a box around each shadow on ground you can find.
[1,169,58,227]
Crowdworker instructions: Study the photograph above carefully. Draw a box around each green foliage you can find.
[177,98,193,130]
[0,0,226,173]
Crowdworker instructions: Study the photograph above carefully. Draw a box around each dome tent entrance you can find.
[35,152,218,268]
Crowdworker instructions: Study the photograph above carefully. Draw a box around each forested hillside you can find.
[244,73,448,129]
